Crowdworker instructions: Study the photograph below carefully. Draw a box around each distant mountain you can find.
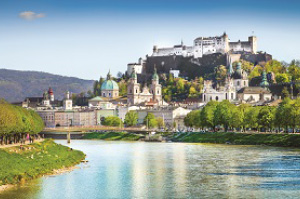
[0,69,95,102]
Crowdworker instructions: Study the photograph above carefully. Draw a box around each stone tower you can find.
[248,36,257,54]
[127,69,140,106]
[63,91,73,110]
[150,68,162,104]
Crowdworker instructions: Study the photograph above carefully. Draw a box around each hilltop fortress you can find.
[152,32,257,58]
[127,32,272,80]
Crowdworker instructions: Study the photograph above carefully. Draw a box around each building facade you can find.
[127,68,162,106]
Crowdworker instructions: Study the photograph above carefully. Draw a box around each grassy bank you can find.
[0,139,85,186]
[82,132,142,141]
[172,132,300,147]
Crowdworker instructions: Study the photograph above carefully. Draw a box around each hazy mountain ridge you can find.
[0,69,95,102]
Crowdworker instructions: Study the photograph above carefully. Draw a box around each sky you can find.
[0,0,300,80]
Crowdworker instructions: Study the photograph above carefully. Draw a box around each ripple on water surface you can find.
[1,140,300,199]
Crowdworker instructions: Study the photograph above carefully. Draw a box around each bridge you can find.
[40,126,157,139]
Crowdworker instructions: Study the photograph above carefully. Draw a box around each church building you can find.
[127,68,162,106]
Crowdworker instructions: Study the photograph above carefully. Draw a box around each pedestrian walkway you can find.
[0,139,44,149]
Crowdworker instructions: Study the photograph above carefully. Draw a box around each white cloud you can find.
[19,11,46,20]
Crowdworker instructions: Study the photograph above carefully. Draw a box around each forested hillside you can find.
[0,69,94,102]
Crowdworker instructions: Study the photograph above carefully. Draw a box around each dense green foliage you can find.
[143,113,158,129]
[101,116,123,127]
[184,98,300,133]
[82,132,141,141]
[124,111,138,127]
[0,139,85,186]
[162,74,203,102]
[0,100,45,145]
[173,132,300,147]
[0,69,94,102]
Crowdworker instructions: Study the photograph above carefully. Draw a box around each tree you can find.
[276,73,290,83]
[102,116,123,127]
[288,60,300,81]
[244,107,260,131]
[117,71,123,79]
[257,106,275,132]
[281,87,290,99]
[200,101,218,131]
[124,111,138,127]
[265,60,284,74]
[214,100,237,132]
[156,117,164,129]
[188,86,197,97]
[118,80,127,96]
[144,113,157,129]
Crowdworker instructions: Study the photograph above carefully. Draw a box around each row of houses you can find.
[37,106,191,130]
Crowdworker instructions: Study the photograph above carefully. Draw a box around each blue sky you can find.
[0,0,300,80]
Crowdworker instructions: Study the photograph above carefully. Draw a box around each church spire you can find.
[107,70,112,80]
[152,67,159,81]
[260,70,269,88]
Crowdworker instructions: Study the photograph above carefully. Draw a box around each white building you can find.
[127,68,162,106]
[127,58,144,76]
[152,33,257,58]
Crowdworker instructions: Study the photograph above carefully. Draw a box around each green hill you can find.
[0,69,95,102]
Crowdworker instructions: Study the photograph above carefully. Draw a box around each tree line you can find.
[184,98,300,133]
[101,111,165,129]
[0,100,45,145]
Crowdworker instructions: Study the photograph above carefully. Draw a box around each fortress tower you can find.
[248,35,257,54]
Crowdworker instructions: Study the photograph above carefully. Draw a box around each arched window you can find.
[136,89,138,93]
[157,90,159,94]
[225,93,228,100]
[237,81,240,86]
[204,95,206,101]
[231,93,234,99]
[216,96,219,101]
[244,81,246,86]
[210,96,212,101]
[103,92,106,97]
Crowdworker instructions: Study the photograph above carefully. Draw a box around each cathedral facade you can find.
[127,68,162,106]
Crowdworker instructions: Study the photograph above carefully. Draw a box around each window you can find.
[102,92,105,97]
[136,89,138,93]
[244,81,246,86]
[231,93,234,99]
[210,96,212,101]
[216,96,219,101]
[225,93,228,100]
[109,92,111,97]
[237,81,240,86]
[204,95,206,101]
[157,90,159,94]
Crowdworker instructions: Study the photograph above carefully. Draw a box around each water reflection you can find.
[1,141,300,199]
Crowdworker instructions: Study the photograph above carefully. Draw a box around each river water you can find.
[1,140,300,199]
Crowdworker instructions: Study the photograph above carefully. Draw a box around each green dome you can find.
[101,80,119,91]
[260,70,269,87]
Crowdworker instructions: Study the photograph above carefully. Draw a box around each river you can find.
[1,140,300,199]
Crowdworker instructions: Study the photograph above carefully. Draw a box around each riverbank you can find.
[0,139,85,191]
[172,132,300,147]
[82,132,142,141]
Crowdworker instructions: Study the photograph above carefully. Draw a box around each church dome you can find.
[101,71,119,91]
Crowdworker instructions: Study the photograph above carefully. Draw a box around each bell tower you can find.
[151,67,162,104]
[127,69,140,106]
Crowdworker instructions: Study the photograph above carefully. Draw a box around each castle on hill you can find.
[152,32,257,58]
